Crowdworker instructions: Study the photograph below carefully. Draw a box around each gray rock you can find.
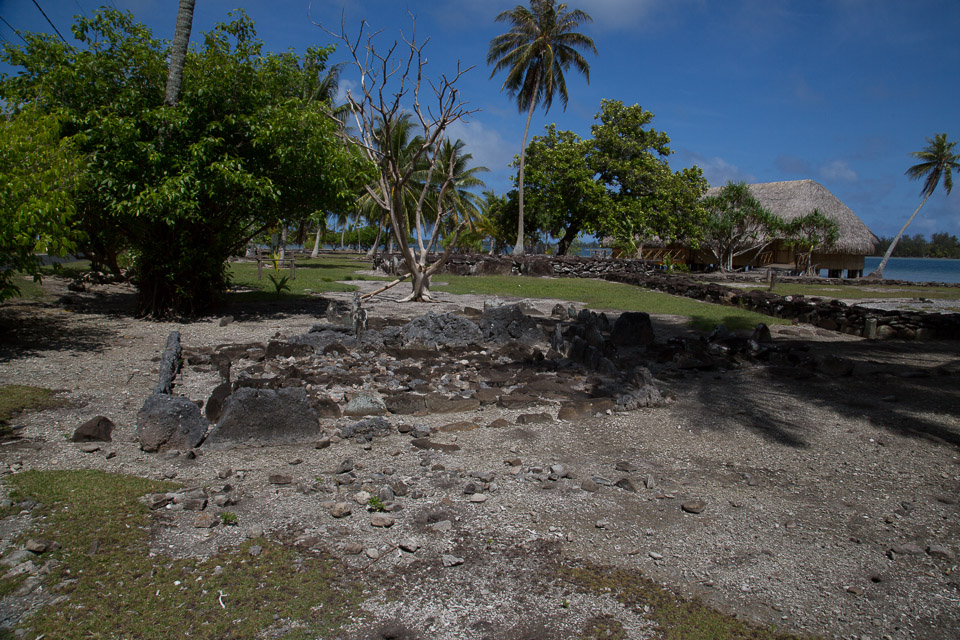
[480,304,546,345]
[385,394,427,415]
[610,312,655,347]
[399,538,420,553]
[340,417,392,441]
[442,554,464,567]
[399,312,482,348]
[154,331,182,395]
[203,387,319,449]
[681,500,707,514]
[580,479,599,492]
[204,382,232,423]
[342,393,388,417]
[194,513,218,528]
[72,416,115,443]
[370,514,395,528]
[927,544,956,560]
[136,394,208,453]
[615,477,638,492]
[329,503,353,518]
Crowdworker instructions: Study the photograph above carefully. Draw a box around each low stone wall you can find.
[375,253,960,340]
[601,271,960,340]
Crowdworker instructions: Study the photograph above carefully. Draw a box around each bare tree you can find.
[316,15,479,302]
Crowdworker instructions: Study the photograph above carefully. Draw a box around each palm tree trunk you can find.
[514,72,540,257]
[869,192,931,278]
[164,0,196,107]
[311,226,322,258]
[366,213,385,258]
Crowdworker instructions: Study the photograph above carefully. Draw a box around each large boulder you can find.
[72,416,115,442]
[136,394,208,452]
[479,304,546,345]
[399,312,483,349]
[610,312,655,347]
[203,387,320,449]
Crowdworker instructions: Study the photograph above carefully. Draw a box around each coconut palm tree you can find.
[870,133,960,277]
[487,0,596,256]
[433,140,488,229]
[164,0,196,107]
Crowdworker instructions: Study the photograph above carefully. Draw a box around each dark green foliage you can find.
[0,109,82,302]
[1,8,371,317]
[784,209,839,275]
[522,125,609,255]
[875,232,960,258]
[518,100,708,255]
[700,181,781,272]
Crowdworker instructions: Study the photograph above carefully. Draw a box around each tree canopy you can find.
[700,181,781,272]
[0,108,83,302]
[1,8,371,316]
[518,100,707,256]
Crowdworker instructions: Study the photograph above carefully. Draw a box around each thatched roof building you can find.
[696,179,878,277]
[704,179,879,255]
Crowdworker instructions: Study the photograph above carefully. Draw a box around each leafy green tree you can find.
[700,181,781,272]
[487,0,596,256]
[588,100,707,256]
[0,108,83,302]
[784,208,839,275]
[477,191,521,254]
[871,133,960,277]
[1,9,370,316]
[522,125,608,255]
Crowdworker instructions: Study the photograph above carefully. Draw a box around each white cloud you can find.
[581,0,689,32]
[446,117,516,174]
[819,159,858,182]
[681,151,756,187]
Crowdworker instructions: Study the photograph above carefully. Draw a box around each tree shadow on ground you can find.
[676,330,960,451]
[0,303,118,362]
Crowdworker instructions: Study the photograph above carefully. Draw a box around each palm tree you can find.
[487,0,596,256]
[870,133,960,277]
[164,0,196,107]
[427,138,489,253]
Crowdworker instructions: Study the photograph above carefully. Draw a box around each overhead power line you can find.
[0,15,29,44]
[30,0,68,44]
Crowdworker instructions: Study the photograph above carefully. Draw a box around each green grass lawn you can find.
[225,255,390,303]
[433,274,787,331]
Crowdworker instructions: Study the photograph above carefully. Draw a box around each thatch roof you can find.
[705,179,879,254]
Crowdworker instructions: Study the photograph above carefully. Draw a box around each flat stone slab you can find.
[203,387,320,449]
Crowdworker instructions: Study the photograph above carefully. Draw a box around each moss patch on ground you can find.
[0,386,60,440]
[1,470,363,640]
[562,563,817,640]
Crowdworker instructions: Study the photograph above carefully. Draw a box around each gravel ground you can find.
[1,276,958,640]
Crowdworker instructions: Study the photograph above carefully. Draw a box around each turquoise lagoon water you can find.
[858,257,960,284]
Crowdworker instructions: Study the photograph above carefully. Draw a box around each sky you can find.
[2,0,959,239]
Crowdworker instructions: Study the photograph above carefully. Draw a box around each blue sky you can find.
[2,0,959,239]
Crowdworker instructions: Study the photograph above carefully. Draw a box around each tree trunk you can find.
[514,70,541,257]
[164,0,196,107]
[366,213,385,258]
[311,226,322,258]
[279,227,286,260]
[869,193,931,278]
[556,224,580,256]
